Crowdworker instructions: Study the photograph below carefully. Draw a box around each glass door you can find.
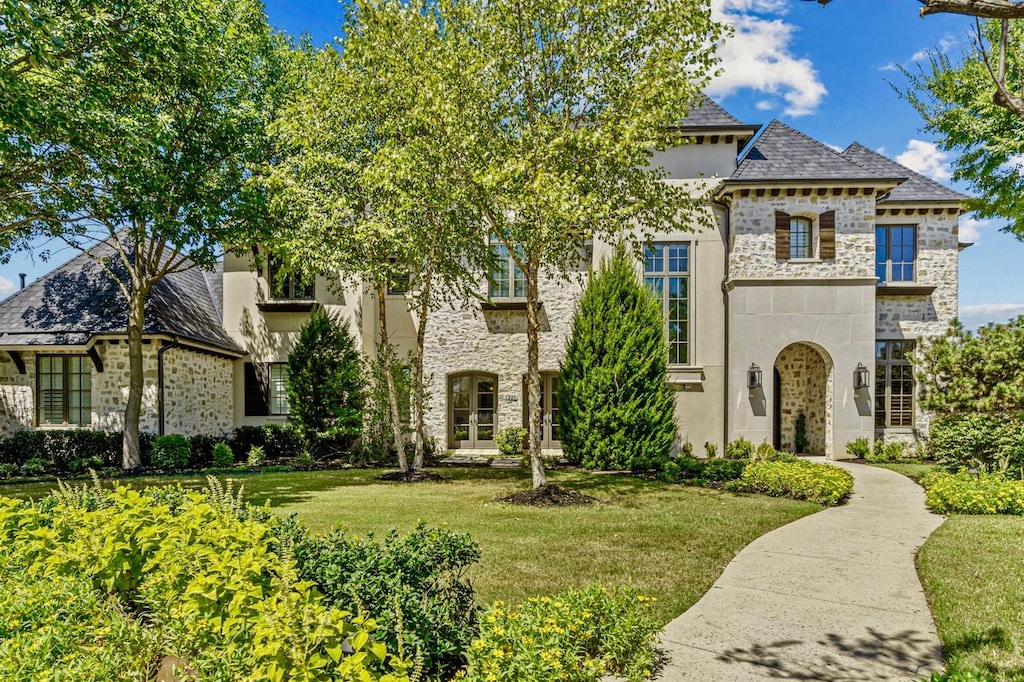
[523,373,561,449]
[449,373,497,448]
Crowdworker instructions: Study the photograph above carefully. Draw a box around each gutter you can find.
[713,197,732,450]
[157,336,181,436]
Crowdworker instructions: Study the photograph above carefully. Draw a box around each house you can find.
[0,98,965,457]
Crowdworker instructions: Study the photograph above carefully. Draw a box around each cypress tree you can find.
[287,307,365,457]
[559,244,677,471]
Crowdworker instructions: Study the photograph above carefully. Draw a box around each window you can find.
[875,340,914,428]
[268,363,290,415]
[37,355,91,425]
[386,258,410,296]
[267,254,314,300]
[489,241,526,299]
[644,243,690,366]
[790,217,812,259]
[876,225,916,283]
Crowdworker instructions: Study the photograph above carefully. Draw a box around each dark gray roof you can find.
[0,241,242,353]
[842,142,965,203]
[730,120,907,184]
[675,94,758,131]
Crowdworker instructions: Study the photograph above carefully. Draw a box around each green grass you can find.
[918,515,1024,680]
[871,462,937,483]
[0,467,818,625]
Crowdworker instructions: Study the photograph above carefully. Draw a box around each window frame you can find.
[36,354,92,426]
[789,216,814,260]
[488,239,527,301]
[644,241,693,367]
[268,362,290,416]
[876,224,917,283]
[386,257,411,297]
[267,254,314,301]
[875,339,915,429]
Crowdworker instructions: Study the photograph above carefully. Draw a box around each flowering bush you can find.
[921,470,1024,515]
[463,585,659,682]
[726,460,854,506]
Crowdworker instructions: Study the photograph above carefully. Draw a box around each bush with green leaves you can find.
[287,306,365,458]
[187,433,227,468]
[724,436,754,460]
[361,347,413,465]
[0,429,152,473]
[559,245,676,472]
[464,585,659,682]
[866,439,922,464]
[496,426,528,458]
[247,445,267,467]
[726,460,854,506]
[150,434,190,470]
[846,437,871,459]
[921,470,1024,515]
[228,423,303,461]
[210,442,234,468]
[930,413,1024,475]
[294,523,480,680]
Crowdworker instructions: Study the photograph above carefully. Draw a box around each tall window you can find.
[267,254,314,300]
[876,340,914,428]
[790,217,812,259]
[269,363,290,415]
[489,242,526,299]
[37,355,91,425]
[876,225,916,282]
[645,243,690,366]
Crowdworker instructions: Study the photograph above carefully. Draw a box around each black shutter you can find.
[244,362,270,416]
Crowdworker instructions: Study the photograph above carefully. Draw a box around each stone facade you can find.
[0,352,33,437]
[162,347,233,436]
[774,343,830,454]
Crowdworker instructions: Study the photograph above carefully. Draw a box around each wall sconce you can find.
[747,363,762,390]
[854,362,870,390]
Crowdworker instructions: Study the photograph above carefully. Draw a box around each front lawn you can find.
[871,462,937,483]
[1,467,818,625]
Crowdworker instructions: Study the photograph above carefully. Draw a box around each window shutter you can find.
[244,362,270,416]
[819,210,836,259]
[775,211,791,260]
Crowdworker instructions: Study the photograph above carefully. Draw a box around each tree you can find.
[559,245,676,472]
[439,0,723,488]
[915,317,1024,415]
[1,0,279,468]
[287,307,365,456]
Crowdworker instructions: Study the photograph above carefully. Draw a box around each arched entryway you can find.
[773,343,833,455]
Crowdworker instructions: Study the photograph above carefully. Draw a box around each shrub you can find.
[187,433,226,468]
[921,470,1024,515]
[724,436,754,460]
[846,437,871,459]
[658,454,705,483]
[247,445,267,467]
[150,434,190,470]
[294,523,480,680]
[362,347,413,465]
[866,439,921,464]
[210,442,234,468]
[794,413,808,453]
[727,460,854,506]
[559,244,676,473]
[496,426,528,458]
[0,429,140,473]
[751,441,796,463]
[464,585,659,682]
[930,413,1024,475]
[19,457,51,477]
[702,458,747,483]
[704,442,718,458]
[228,424,303,461]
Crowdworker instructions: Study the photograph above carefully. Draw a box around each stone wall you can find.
[162,347,233,436]
[0,352,34,437]
[774,343,830,454]
[91,342,160,433]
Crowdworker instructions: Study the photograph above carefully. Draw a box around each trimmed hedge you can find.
[930,413,1024,475]
[726,460,854,506]
[921,470,1024,515]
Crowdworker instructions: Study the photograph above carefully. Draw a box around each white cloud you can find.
[896,140,952,182]
[958,216,996,243]
[0,277,12,298]
[755,99,776,111]
[911,35,956,62]
[825,142,843,153]
[959,303,1024,328]
[879,62,900,72]
[707,0,827,117]
[1001,154,1024,172]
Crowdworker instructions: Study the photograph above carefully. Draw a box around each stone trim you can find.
[725,277,877,290]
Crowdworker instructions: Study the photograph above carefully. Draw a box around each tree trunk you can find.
[122,286,148,470]
[377,282,408,472]
[412,251,435,473]
[525,254,546,488]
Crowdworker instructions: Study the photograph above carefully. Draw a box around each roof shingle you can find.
[841,142,965,203]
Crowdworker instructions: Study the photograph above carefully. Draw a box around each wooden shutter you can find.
[243,362,270,416]
[775,211,791,260]
[819,210,836,259]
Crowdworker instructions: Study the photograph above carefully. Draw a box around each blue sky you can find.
[2,0,1020,327]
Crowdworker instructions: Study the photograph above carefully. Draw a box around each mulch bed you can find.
[376,470,446,483]
[496,484,597,507]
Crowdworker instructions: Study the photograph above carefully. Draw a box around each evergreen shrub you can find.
[150,434,189,470]
[559,245,676,472]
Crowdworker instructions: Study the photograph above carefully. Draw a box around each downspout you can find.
[157,336,181,436]
[714,198,732,450]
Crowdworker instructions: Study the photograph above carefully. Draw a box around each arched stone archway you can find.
[774,343,833,455]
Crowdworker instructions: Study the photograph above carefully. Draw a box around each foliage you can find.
[916,318,1024,416]
[724,437,754,460]
[794,413,808,452]
[560,246,677,473]
[705,442,718,458]
[930,413,1024,475]
[0,429,148,473]
[287,307,365,458]
[247,445,267,468]
[464,586,659,682]
[150,435,190,470]
[659,456,745,485]
[294,523,480,680]
[702,459,749,483]
[229,424,304,462]
[362,348,412,465]
[920,668,997,682]
[866,439,922,464]
[0,488,409,681]
[726,460,854,506]
[751,441,796,463]
[210,442,234,468]
[496,426,528,458]
[921,470,1024,515]
[846,437,871,459]
[187,434,226,468]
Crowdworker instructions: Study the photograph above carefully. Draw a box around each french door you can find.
[524,373,561,449]
[449,373,497,448]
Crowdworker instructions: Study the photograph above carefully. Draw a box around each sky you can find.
[1,0,1020,328]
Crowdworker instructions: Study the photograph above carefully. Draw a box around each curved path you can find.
[657,460,945,681]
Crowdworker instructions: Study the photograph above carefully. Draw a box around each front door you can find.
[524,373,561,449]
[449,373,497,448]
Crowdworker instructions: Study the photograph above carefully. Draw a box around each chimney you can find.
[18,274,26,290]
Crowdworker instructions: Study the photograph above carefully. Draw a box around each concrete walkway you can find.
[657,460,945,681]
